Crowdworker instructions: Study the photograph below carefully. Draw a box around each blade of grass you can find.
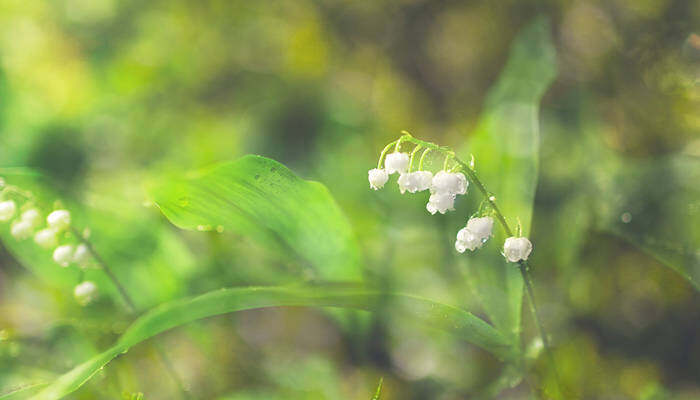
[26,285,513,400]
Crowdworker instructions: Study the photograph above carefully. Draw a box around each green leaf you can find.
[26,285,512,400]
[0,384,47,400]
[459,16,557,343]
[147,155,362,281]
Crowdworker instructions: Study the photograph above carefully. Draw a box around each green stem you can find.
[377,140,398,169]
[408,145,422,172]
[71,228,191,399]
[418,148,431,171]
[399,134,562,397]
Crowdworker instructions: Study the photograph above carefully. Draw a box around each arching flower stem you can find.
[398,134,562,396]
[408,145,422,172]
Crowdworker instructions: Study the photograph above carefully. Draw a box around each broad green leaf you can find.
[26,285,511,400]
[459,17,557,343]
[147,155,362,281]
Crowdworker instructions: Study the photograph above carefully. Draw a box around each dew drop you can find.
[196,225,212,231]
[216,225,224,233]
[489,196,496,201]
[621,212,632,224]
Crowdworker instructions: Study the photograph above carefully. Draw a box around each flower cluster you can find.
[368,134,533,263]
[0,181,98,304]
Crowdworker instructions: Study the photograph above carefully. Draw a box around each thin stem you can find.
[71,227,136,312]
[71,227,191,399]
[408,145,422,172]
[377,140,398,169]
[399,134,562,396]
[418,148,430,171]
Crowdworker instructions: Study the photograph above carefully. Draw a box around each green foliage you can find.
[27,286,510,400]
[147,155,362,281]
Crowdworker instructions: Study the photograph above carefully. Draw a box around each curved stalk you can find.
[398,134,562,396]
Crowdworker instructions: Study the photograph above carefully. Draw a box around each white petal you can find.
[368,168,389,190]
[34,228,58,249]
[0,200,17,222]
[53,245,75,267]
[385,152,410,175]
[47,210,71,231]
[74,281,98,305]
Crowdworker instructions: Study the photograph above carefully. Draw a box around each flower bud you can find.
[503,237,533,262]
[455,217,494,253]
[34,228,58,249]
[430,171,468,196]
[368,168,389,190]
[384,152,409,175]
[426,192,455,215]
[10,220,33,240]
[398,171,433,194]
[0,200,17,222]
[74,281,98,305]
[73,243,91,268]
[47,210,71,231]
[53,244,74,267]
[20,208,42,228]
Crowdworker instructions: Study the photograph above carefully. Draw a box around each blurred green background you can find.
[0,0,698,399]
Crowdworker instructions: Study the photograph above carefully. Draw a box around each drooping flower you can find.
[73,243,91,268]
[74,281,98,305]
[368,168,389,190]
[455,216,494,253]
[384,152,410,175]
[47,210,71,231]
[20,208,42,228]
[10,220,33,240]
[503,237,533,262]
[430,171,468,196]
[398,172,431,194]
[53,244,74,267]
[0,200,17,222]
[34,228,58,249]
[426,192,455,215]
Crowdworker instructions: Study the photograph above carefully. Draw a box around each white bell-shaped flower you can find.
[73,243,91,268]
[47,209,71,231]
[34,228,58,249]
[430,171,468,195]
[384,152,409,175]
[503,237,533,262]
[412,171,433,192]
[398,172,433,194]
[10,220,33,240]
[20,208,42,228]
[368,168,389,190]
[0,200,17,222]
[426,192,455,215]
[455,217,494,253]
[74,281,98,305]
[53,244,74,267]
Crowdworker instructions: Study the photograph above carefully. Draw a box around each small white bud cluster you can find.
[74,281,98,305]
[1,181,97,304]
